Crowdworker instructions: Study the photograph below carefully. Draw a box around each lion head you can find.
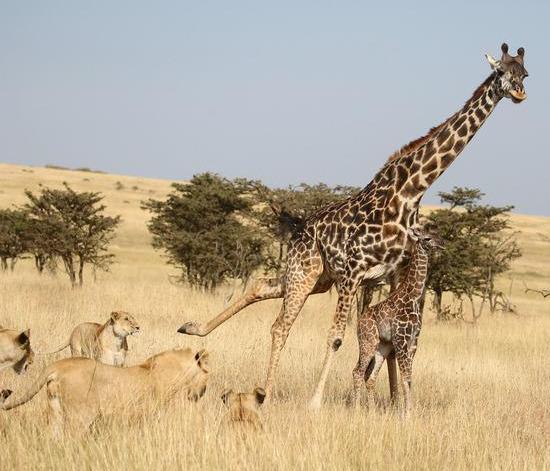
[221,387,266,429]
[9,329,34,375]
[110,311,140,338]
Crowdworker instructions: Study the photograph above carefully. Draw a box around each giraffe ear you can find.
[408,227,420,240]
[485,53,502,72]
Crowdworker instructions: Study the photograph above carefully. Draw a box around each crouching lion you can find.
[40,311,140,367]
[0,327,33,374]
[1,347,209,435]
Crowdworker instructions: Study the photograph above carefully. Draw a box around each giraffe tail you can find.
[364,357,376,381]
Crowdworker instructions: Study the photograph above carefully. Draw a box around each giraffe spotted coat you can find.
[179,43,528,409]
[351,231,440,415]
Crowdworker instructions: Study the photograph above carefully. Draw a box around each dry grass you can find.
[0,163,549,470]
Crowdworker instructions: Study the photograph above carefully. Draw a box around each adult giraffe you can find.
[179,43,528,409]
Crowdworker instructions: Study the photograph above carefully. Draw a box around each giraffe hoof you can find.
[177,321,202,336]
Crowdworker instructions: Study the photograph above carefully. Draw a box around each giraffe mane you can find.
[385,73,496,164]
[385,119,453,163]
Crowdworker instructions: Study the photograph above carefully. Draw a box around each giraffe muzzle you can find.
[509,89,527,102]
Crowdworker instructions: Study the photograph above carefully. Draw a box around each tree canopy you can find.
[143,173,267,290]
[23,183,121,286]
[424,187,521,319]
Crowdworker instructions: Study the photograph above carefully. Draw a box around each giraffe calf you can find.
[351,229,442,416]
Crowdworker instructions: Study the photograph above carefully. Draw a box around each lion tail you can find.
[1,365,55,410]
[35,339,70,355]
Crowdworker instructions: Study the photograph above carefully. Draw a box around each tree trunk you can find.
[1,257,7,271]
[9,258,16,271]
[63,255,77,287]
[78,257,85,286]
[34,254,45,274]
[433,287,443,320]
[488,278,496,313]
[419,286,427,314]
[35,255,42,273]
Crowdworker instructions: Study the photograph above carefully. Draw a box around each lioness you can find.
[221,387,266,430]
[1,347,209,435]
[42,311,140,366]
[0,327,33,374]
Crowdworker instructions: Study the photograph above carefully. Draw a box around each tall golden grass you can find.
[0,163,549,470]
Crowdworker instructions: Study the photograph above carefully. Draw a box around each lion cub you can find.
[43,311,140,367]
[221,387,266,430]
[0,327,33,374]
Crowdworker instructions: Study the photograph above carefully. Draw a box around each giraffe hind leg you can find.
[351,315,378,408]
[364,342,393,410]
[178,277,285,337]
[264,266,324,402]
[351,355,375,408]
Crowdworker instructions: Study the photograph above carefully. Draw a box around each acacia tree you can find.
[24,183,121,286]
[0,209,28,271]
[17,216,58,274]
[424,187,521,320]
[143,173,267,291]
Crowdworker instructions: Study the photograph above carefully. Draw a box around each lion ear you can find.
[17,329,30,346]
[1,389,13,404]
[141,357,157,370]
[221,389,233,407]
[195,349,210,373]
[110,311,121,321]
[253,387,266,406]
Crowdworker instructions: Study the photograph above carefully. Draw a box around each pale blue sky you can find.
[1,1,548,214]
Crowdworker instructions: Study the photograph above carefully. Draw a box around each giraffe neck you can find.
[401,243,429,300]
[374,72,503,206]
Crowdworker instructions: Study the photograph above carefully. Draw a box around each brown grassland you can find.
[0,162,549,470]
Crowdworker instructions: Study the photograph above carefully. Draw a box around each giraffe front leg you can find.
[396,353,413,418]
[393,315,421,417]
[309,279,359,411]
[387,354,400,405]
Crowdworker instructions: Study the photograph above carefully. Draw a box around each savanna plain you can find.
[0,162,549,470]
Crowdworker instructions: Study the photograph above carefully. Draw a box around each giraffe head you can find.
[486,43,528,103]
[410,228,444,251]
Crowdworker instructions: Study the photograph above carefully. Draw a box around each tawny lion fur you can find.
[41,311,140,367]
[1,347,209,435]
[0,327,34,375]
